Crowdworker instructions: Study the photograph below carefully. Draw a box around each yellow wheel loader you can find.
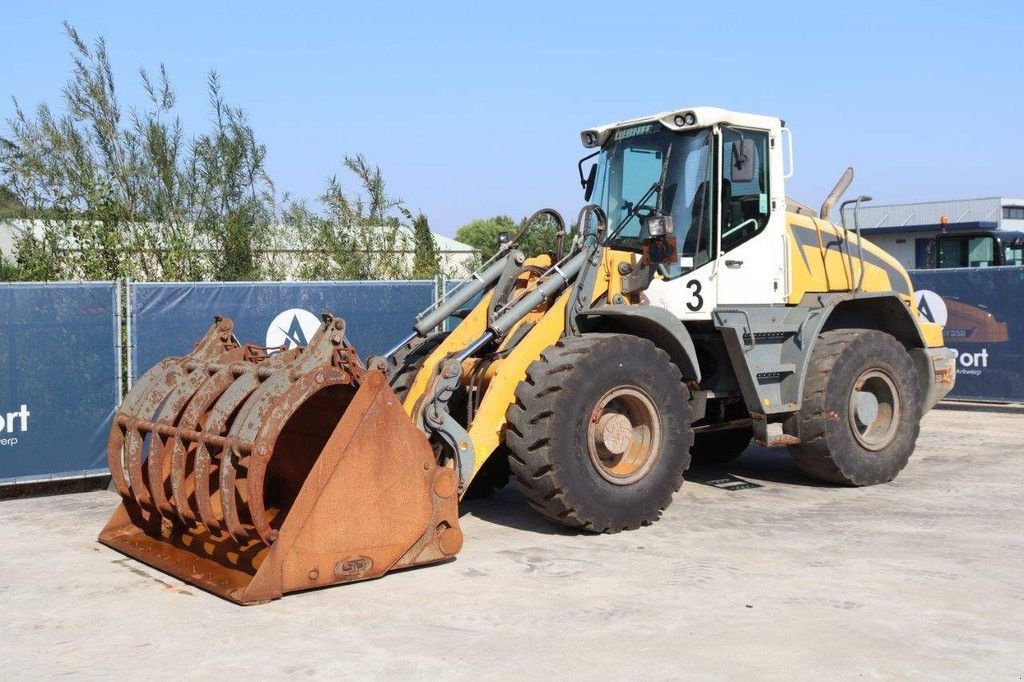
[100,107,957,603]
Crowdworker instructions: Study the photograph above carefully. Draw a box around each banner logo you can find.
[914,289,948,326]
[0,404,30,447]
[266,309,320,351]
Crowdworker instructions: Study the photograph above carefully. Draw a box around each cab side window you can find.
[937,235,998,268]
[721,128,771,253]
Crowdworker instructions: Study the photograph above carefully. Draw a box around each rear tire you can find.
[788,329,920,486]
[505,333,693,533]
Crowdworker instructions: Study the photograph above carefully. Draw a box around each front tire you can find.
[505,333,694,533]
[788,329,921,486]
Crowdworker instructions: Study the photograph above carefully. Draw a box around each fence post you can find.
[125,278,134,391]
[114,280,124,401]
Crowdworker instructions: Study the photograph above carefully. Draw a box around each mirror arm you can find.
[577,151,599,188]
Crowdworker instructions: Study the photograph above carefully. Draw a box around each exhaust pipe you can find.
[820,167,854,222]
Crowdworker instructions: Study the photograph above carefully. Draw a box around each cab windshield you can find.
[591,124,715,269]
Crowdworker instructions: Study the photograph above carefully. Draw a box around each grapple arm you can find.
[100,315,461,604]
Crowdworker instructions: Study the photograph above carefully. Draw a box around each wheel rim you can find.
[586,386,663,485]
[848,369,901,451]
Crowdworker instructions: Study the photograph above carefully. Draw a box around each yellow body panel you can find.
[465,289,573,471]
[401,290,494,414]
[783,212,941,348]
[785,212,914,305]
[919,321,944,347]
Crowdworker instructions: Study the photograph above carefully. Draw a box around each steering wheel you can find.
[632,204,659,220]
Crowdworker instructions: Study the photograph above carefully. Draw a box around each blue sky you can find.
[2,1,1022,236]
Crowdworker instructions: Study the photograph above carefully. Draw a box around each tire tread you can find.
[505,333,693,533]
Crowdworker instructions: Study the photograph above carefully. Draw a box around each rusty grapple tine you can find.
[218,442,248,543]
[218,346,326,543]
[115,318,238,511]
[167,368,236,526]
[183,349,301,532]
[224,315,351,545]
[107,357,183,500]
[147,346,254,518]
[107,318,238,512]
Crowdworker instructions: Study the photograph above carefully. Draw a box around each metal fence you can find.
[1,279,437,486]
[2,268,1021,486]
[0,282,120,484]
[909,266,1024,402]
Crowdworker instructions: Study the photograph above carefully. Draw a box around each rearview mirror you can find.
[731,139,756,183]
[584,163,597,201]
[495,231,513,251]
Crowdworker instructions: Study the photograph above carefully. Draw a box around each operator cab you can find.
[579,107,790,317]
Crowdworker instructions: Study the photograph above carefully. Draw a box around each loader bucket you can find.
[99,315,462,605]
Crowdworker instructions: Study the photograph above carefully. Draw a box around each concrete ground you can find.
[1,406,1021,679]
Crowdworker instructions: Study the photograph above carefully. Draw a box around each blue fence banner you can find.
[129,281,436,381]
[0,282,120,484]
[909,266,1024,402]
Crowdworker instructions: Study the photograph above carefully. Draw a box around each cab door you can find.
[713,126,788,306]
[643,129,719,320]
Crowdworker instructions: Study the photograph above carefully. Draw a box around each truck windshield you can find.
[591,125,715,269]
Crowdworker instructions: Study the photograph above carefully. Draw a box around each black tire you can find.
[505,333,694,533]
[690,427,753,465]
[391,332,449,402]
[788,329,920,486]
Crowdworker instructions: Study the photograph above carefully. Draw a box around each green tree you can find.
[0,23,275,282]
[0,184,27,280]
[288,154,415,281]
[455,213,560,266]
[0,184,26,220]
[0,257,13,280]
[191,73,275,281]
[411,212,440,279]
[455,215,516,262]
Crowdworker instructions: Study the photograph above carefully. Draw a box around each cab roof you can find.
[581,107,782,149]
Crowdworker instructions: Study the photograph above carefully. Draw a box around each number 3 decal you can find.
[685,279,703,311]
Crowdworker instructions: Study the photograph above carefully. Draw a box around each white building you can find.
[851,197,1024,270]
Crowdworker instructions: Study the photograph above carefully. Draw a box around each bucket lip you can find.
[98,526,274,605]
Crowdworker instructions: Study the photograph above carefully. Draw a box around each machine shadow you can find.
[460,488,589,537]
[688,444,842,488]
[463,444,839,535]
